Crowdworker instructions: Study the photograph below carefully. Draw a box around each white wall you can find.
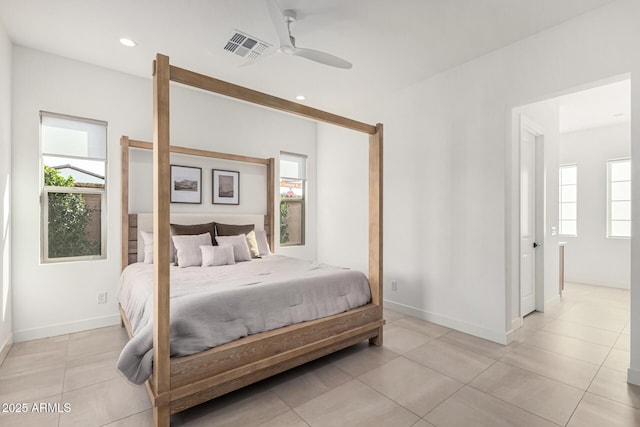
[559,123,631,288]
[11,46,317,341]
[318,0,640,347]
[0,21,12,361]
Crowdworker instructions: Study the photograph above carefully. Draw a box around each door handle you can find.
[533,242,539,248]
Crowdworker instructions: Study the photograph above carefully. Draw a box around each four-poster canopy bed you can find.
[119,53,384,426]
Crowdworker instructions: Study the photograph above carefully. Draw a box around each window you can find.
[280,152,306,246]
[41,112,107,262]
[559,164,577,236]
[607,158,631,238]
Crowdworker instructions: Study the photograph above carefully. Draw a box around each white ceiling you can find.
[559,79,631,134]
[0,0,619,117]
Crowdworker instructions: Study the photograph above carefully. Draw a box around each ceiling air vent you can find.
[224,30,271,59]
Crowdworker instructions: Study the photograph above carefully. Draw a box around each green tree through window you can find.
[44,166,100,258]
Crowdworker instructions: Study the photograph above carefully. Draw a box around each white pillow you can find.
[201,245,236,267]
[138,231,176,264]
[172,233,212,267]
[215,234,252,262]
[254,230,271,256]
[245,231,260,258]
[140,230,154,263]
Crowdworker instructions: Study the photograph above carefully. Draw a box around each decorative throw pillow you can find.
[215,235,252,262]
[201,245,235,267]
[138,231,176,264]
[215,223,254,237]
[170,222,217,245]
[172,233,212,267]
[254,229,271,256]
[140,230,154,264]
[245,231,260,258]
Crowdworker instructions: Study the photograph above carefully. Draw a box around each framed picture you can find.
[170,165,202,204]
[212,169,239,205]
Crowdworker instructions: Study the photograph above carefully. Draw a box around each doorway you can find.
[520,117,544,316]
[509,75,631,334]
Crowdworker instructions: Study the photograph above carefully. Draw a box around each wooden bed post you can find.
[267,157,275,249]
[152,53,171,427]
[120,136,130,272]
[369,123,383,345]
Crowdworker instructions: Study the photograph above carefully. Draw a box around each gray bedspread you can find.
[116,255,371,384]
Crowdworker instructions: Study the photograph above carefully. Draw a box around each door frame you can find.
[519,114,545,319]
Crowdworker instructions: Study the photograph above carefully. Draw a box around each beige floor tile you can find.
[405,339,495,383]
[500,344,599,389]
[411,419,435,427]
[567,392,640,427]
[0,365,65,402]
[294,379,419,427]
[67,326,129,360]
[589,367,640,409]
[358,357,462,417]
[522,312,554,329]
[0,335,68,376]
[0,394,62,427]
[259,410,309,427]
[558,305,628,332]
[603,349,630,373]
[59,376,150,427]
[542,319,619,346]
[470,362,583,426]
[510,325,539,343]
[383,324,432,355]
[392,317,450,339]
[103,410,153,427]
[63,350,122,392]
[269,362,352,408]
[384,308,407,324]
[623,322,630,335]
[425,386,558,427]
[520,329,611,365]
[615,334,631,352]
[174,389,289,427]
[329,341,399,377]
[438,330,515,360]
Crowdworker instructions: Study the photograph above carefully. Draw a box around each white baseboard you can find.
[384,299,509,345]
[13,314,121,343]
[628,368,640,386]
[0,332,13,365]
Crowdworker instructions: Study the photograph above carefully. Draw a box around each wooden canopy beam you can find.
[169,65,377,135]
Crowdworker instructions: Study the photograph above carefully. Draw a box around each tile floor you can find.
[0,282,636,426]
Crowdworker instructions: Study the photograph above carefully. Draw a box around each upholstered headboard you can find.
[127,213,267,265]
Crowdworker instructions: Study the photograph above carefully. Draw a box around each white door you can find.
[520,128,537,316]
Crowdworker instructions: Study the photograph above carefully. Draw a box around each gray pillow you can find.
[215,235,252,262]
[201,245,235,267]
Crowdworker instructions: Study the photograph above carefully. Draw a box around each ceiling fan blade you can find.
[293,47,353,69]
[265,0,293,49]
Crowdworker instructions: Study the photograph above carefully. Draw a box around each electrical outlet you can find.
[391,280,398,291]
[97,292,107,304]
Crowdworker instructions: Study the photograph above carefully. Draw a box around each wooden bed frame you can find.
[120,54,384,426]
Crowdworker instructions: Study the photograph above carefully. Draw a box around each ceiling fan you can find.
[265,0,352,69]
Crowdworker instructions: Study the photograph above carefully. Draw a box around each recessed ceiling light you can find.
[119,38,137,47]
[612,112,625,117]
[296,95,305,101]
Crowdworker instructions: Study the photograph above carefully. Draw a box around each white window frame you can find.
[279,152,307,247]
[559,164,578,237]
[607,158,631,239]
[40,111,107,263]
